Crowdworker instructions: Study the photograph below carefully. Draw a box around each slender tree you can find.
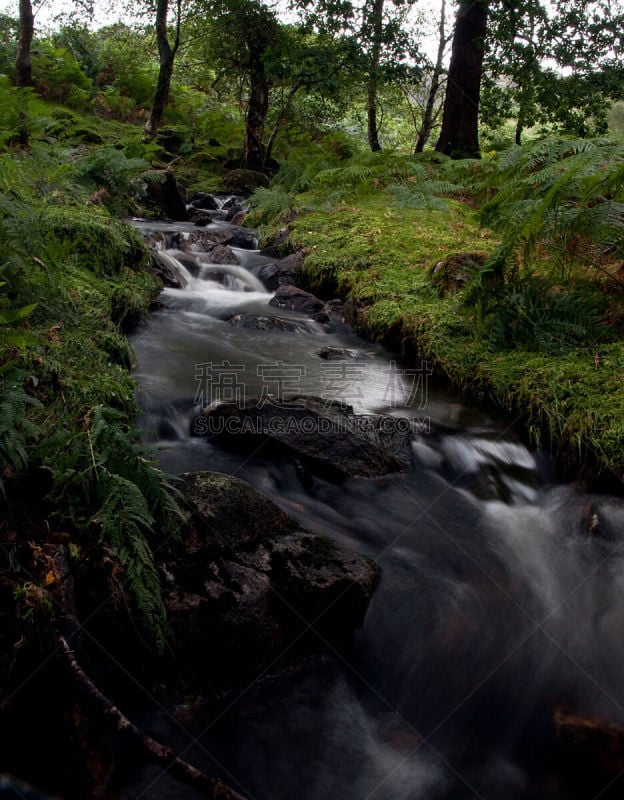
[415,0,449,152]
[203,0,283,169]
[435,0,488,158]
[364,0,385,151]
[293,0,416,152]
[144,0,183,140]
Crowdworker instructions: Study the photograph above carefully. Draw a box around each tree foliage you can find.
[483,0,624,143]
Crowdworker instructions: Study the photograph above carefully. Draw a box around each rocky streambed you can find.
[116,201,624,800]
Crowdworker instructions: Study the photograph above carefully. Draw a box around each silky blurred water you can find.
[125,216,624,800]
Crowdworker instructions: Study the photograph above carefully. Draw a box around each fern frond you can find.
[480,136,624,278]
[248,186,293,224]
[0,372,41,495]
[93,469,167,653]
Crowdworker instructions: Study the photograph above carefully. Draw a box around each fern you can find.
[247,186,293,225]
[480,136,624,279]
[92,470,168,654]
[40,405,185,652]
[86,405,185,527]
[313,163,374,187]
[0,371,41,497]
[387,179,462,211]
[464,270,611,353]
[73,147,149,197]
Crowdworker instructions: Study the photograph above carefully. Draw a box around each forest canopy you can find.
[3,0,624,161]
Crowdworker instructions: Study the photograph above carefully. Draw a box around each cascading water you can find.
[124,211,624,800]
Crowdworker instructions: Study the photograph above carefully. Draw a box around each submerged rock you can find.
[317,346,360,360]
[193,395,411,478]
[163,471,380,690]
[225,313,316,333]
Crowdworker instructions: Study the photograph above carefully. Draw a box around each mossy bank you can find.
[251,189,624,488]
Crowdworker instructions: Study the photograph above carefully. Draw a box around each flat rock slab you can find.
[193,395,411,478]
[225,313,318,333]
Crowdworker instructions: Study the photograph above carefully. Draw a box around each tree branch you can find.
[58,635,248,800]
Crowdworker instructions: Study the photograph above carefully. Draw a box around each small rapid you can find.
[125,209,624,800]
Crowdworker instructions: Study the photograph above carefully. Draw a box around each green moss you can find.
[40,206,149,276]
[27,264,159,420]
[270,191,624,483]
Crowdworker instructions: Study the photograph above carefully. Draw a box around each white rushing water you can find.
[126,213,624,800]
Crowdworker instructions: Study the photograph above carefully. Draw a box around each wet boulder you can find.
[206,244,239,265]
[193,396,411,479]
[269,284,325,314]
[142,230,166,251]
[222,197,246,222]
[147,251,187,289]
[188,229,234,249]
[189,209,224,226]
[229,226,257,250]
[162,471,380,689]
[257,252,305,291]
[188,192,220,211]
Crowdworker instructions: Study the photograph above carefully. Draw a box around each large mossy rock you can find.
[162,471,380,690]
[221,169,269,195]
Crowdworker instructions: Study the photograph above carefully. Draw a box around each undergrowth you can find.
[0,137,179,652]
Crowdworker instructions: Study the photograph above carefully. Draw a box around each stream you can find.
[124,209,624,800]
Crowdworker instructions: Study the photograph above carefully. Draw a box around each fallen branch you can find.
[58,635,247,800]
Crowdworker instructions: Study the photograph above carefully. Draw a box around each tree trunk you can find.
[415,0,447,152]
[435,0,488,158]
[145,0,181,141]
[16,0,34,88]
[365,0,384,152]
[367,84,381,152]
[244,62,269,170]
